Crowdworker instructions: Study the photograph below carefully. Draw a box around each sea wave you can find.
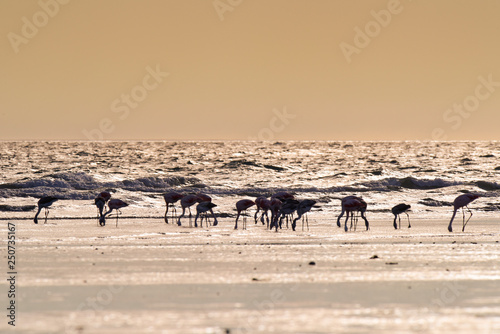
[0,171,494,202]
[0,172,203,200]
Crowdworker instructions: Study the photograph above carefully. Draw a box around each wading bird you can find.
[336,196,369,232]
[95,191,111,224]
[448,193,480,232]
[391,203,411,229]
[271,191,295,202]
[95,196,106,224]
[34,196,59,224]
[194,201,218,228]
[293,199,316,231]
[163,192,184,223]
[254,196,267,224]
[276,199,300,231]
[269,198,282,231]
[99,199,129,227]
[256,197,272,227]
[177,194,201,227]
[234,199,255,230]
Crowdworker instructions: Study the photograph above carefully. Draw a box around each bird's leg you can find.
[344,211,350,232]
[405,212,411,228]
[306,213,309,231]
[164,205,169,224]
[462,206,473,232]
[211,209,218,227]
[398,215,401,229]
[116,209,120,228]
[177,207,186,226]
[44,208,49,224]
[393,215,398,230]
[254,207,260,224]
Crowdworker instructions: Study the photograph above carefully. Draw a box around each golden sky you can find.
[1,0,499,140]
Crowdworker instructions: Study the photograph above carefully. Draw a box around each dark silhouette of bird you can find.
[391,203,411,229]
[234,199,255,230]
[269,198,282,231]
[94,192,111,222]
[194,201,218,228]
[448,193,480,232]
[163,192,184,223]
[254,196,267,224]
[99,199,128,227]
[293,199,317,231]
[34,196,59,224]
[177,194,201,226]
[271,191,294,202]
[275,199,300,231]
[256,197,272,227]
[336,196,369,232]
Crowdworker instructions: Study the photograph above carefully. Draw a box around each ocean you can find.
[2,141,500,333]
[1,140,499,224]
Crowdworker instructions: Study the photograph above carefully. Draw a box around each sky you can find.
[1,0,499,141]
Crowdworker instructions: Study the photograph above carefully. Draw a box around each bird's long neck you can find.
[97,204,104,217]
[34,207,42,223]
[449,208,458,226]
[103,208,114,218]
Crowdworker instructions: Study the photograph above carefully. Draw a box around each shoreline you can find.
[1,218,499,333]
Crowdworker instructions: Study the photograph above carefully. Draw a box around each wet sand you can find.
[1,218,500,333]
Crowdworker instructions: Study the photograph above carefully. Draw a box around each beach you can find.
[2,217,499,333]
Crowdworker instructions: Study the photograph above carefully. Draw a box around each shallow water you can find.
[2,218,499,333]
[1,141,499,221]
[1,141,500,333]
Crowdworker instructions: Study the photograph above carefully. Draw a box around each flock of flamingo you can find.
[33,191,481,232]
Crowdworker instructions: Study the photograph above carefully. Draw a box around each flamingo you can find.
[392,203,411,229]
[448,193,480,232]
[293,199,316,231]
[257,198,272,227]
[196,193,212,203]
[95,191,111,224]
[336,196,369,232]
[34,196,59,224]
[276,199,300,231]
[99,199,128,227]
[95,196,106,224]
[271,191,295,201]
[269,198,282,231]
[194,201,218,228]
[98,191,111,202]
[163,192,184,223]
[254,196,267,224]
[235,199,256,230]
[177,194,201,226]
